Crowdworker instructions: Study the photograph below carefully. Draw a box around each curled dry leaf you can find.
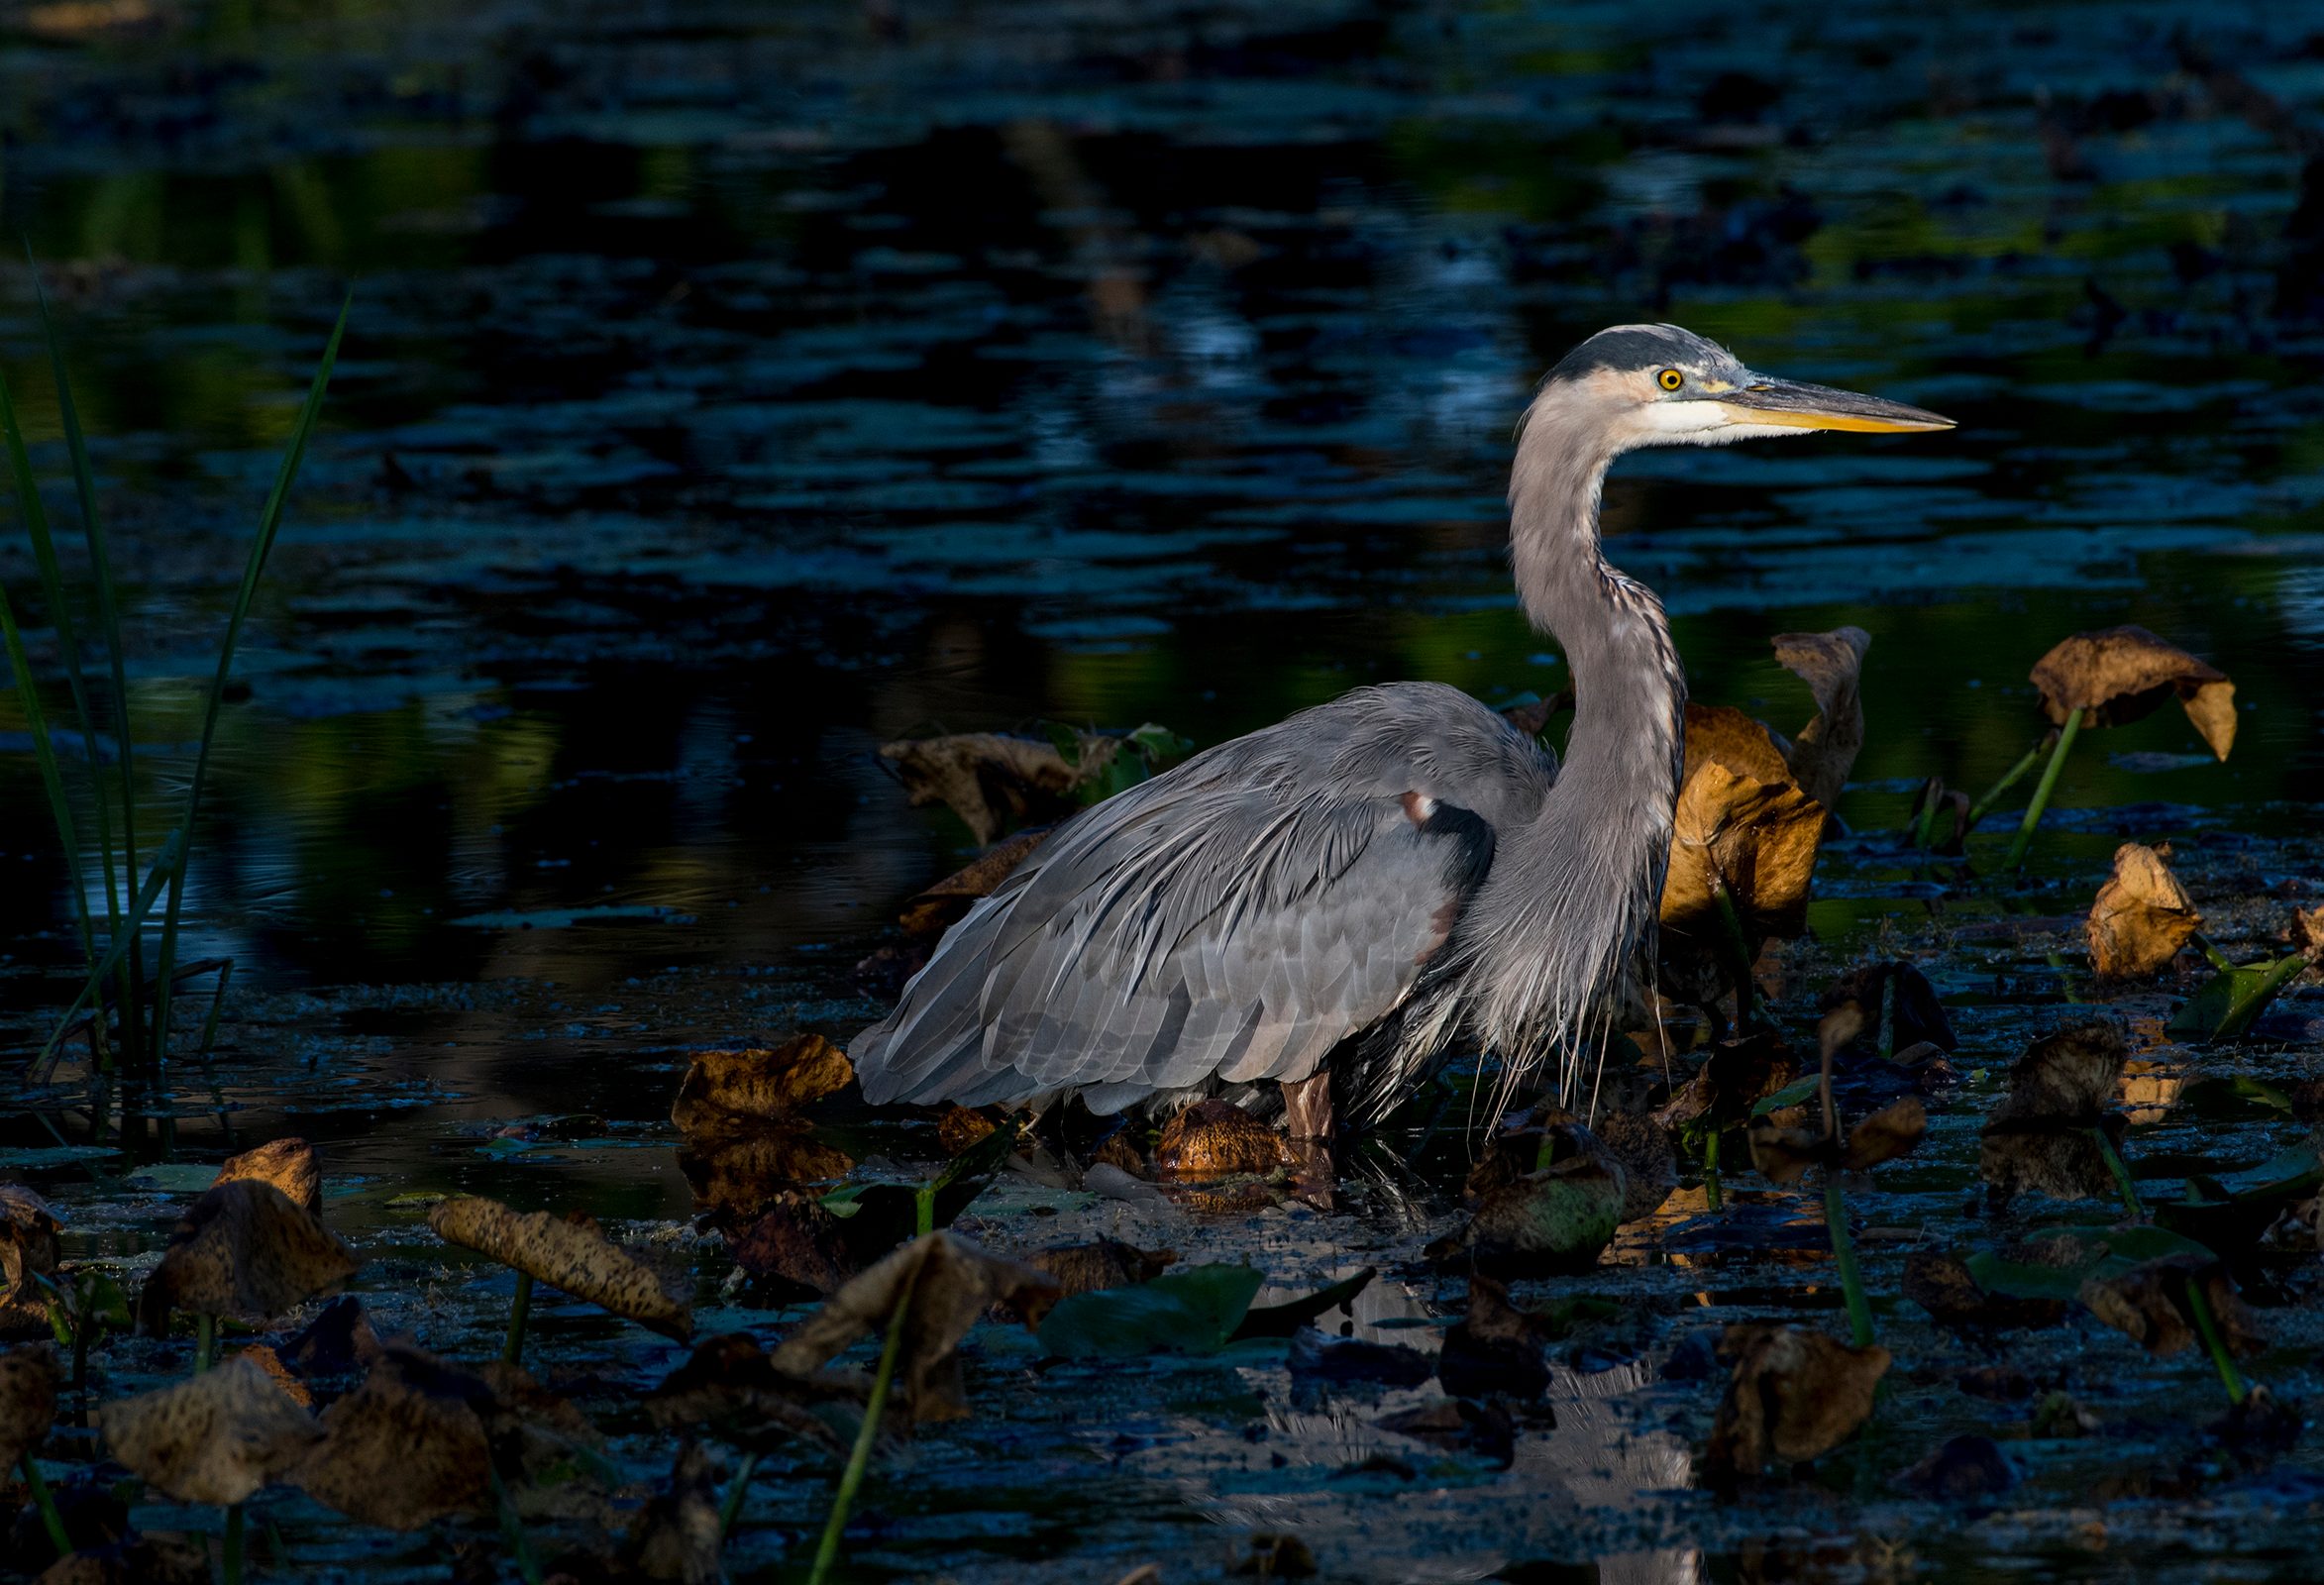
[2087,843,2201,979]
[96,1354,322,1507]
[670,1035,853,1135]
[0,1342,59,1471]
[2078,1252,2266,1358]
[2030,624,2238,760]
[648,1333,856,1456]
[1842,1097,1928,1171]
[898,826,1049,936]
[623,1441,727,1585]
[1750,1098,1925,1184]
[1660,763,1826,942]
[937,1105,1000,1156]
[1989,1020,2127,1126]
[276,1296,380,1379]
[771,1232,1061,1424]
[135,1180,360,1333]
[213,1137,321,1215]
[428,1196,692,1341]
[1022,1238,1177,1300]
[0,1184,61,1335]
[1771,626,1870,812]
[1707,1324,1890,1480]
[1153,1100,1294,1180]
[879,730,1120,846]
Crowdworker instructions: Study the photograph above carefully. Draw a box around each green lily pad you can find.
[2167,955,2308,1041]
[1038,1264,1267,1359]
[1751,1078,1821,1117]
[1965,1224,2219,1304]
[2155,1139,2324,1249]
[2176,1075,2296,1120]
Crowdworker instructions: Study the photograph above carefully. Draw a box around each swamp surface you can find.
[4,1,2324,1580]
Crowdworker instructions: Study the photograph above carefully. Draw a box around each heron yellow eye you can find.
[1657,369,1684,391]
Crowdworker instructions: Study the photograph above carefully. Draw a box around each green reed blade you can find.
[34,259,145,1062]
[0,376,101,960]
[151,292,349,1065]
[28,830,178,1084]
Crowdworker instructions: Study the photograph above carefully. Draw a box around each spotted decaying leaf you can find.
[2085,843,2202,979]
[1021,1238,1178,1301]
[771,1232,1062,1424]
[213,1137,321,1215]
[31,1534,211,1585]
[96,1354,323,1507]
[1771,626,1870,813]
[1708,1324,1890,1478]
[428,1196,692,1340]
[898,826,1050,936]
[1152,1100,1294,1180]
[0,1341,59,1471]
[670,1035,854,1135]
[2030,624,2238,760]
[1,1183,61,1334]
[136,1180,360,1333]
[878,730,1122,846]
[2078,1252,2267,1359]
[292,1345,493,1530]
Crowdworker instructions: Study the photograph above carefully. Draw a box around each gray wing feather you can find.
[851,682,1552,1112]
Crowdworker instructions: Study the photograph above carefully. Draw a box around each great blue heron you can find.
[854,324,1953,1138]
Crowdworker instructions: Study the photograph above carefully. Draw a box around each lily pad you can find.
[1038,1264,1267,1360]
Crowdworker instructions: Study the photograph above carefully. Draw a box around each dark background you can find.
[1,0,2318,1011]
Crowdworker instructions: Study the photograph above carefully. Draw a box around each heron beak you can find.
[1713,376,1955,434]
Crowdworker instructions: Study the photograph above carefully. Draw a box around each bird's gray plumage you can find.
[853,324,1954,1122]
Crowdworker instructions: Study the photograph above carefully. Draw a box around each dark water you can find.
[3,1,2324,1579]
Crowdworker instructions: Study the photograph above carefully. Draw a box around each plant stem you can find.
[488,1463,543,1585]
[193,1313,214,1374]
[2087,1126,2143,1218]
[1708,873,1763,1029]
[503,1272,533,1366]
[807,1274,918,1585]
[1963,735,2049,834]
[2003,712,2082,871]
[1702,1129,1723,1212]
[2214,953,2311,1041]
[1823,1177,1875,1350]
[20,1454,69,1555]
[2189,931,2237,974]
[2184,1276,2248,1406]
[222,1503,244,1585]
[913,1185,935,1239]
[718,1450,761,1539]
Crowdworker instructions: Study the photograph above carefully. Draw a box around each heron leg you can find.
[1280,1070,1336,1141]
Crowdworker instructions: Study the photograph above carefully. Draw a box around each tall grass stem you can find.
[2002,712,2082,871]
[807,1271,918,1585]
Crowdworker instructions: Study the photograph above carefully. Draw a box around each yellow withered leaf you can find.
[2086,842,2201,979]
[1660,763,1826,941]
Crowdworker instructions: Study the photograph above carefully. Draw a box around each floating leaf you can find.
[1037,1264,1265,1361]
[2167,953,2313,1042]
[2029,624,2237,760]
[135,1180,359,1332]
[0,1183,61,1334]
[2087,843,2200,979]
[1707,1324,1889,1481]
[1152,1101,1293,1180]
[2155,1139,2324,1250]
[427,1197,691,1341]
[1963,1224,2216,1305]
[1427,1151,1626,1275]
[775,1232,1058,1422]
[671,1036,853,1134]
[97,1355,321,1507]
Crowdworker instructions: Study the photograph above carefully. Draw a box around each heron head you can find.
[1542,323,1954,449]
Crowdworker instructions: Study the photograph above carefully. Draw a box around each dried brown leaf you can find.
[1708,1324,1890,1478]
[647,1333,856,1455]
[898,827,1049,936]
[2078,1252,2266,1358]
[96,1354,322,1506]
[1989,1019,2127,1126]
[292,1345,493,1529]
[1773,627,1870,811]
[135,1180,359,1332]
[936,1106,1000,1156]
[1021,1238,1176,1300]
[428,1197,692,1340]
[770,1232,1061,1424]
[1842,1097,1927,1170]
[0,1184,60,1336]
[1152,1100,1294,1180]
[670,1036,853,1135]
[723,1193,857,1298]
[624,1441,727,1584]
[2087,843,2201,979]
[32,1534,211,1585]
[878,731,1117,845]
[1682,703,1792,785]
[1660,763,1827,941]
[0,1342,59,1471]
[2030,624,2237,759]
[213,1138,321,1215]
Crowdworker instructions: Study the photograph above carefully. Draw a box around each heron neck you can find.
[1451,400,1685,1099]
